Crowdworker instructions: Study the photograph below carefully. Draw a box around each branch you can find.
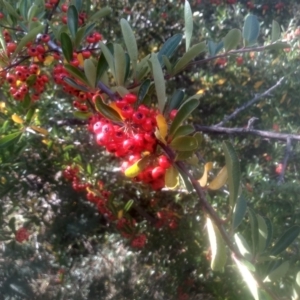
[194,125,300,142]
[214,77,285,127]
[44,0,61,35]
[97,81,118,101]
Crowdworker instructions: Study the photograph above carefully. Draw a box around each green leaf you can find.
[99,41,115,78]
[74,26,86,49]
[207,217,227,272]
[165,90,185,115]
[233,256,259,300]
[170,136,198,151]
[90,6,112,22]
[243,14,260,46]
[149,53,166,113]
[165,166,179,189]
[271,20,281,43]
[169,98,199,137]
[124,199,134,212]
[208,40,224,56]
[3,0,19,19]
[61,32,73,62]
[264,261,289,282]
[64,64,89,85]
[73,111,92,120]
[124,53,130,82]
[0,131,22,148]
[67,5,78,40]
[257,215,268,254]
[234,233,253,261]
[14,23,44,56]
[264,41,290,51]
[232,193,247,230]
[63,77,89,92]
[172,124,195,140]
[248,207,259,256]
[27,3,38,22]
[136,54,151,80]
[264,217,273,250]
[114,43,126,86]
[94,95,122,122]
[22,94,32,110]
[270,225,300,256]
[162,55,172,74]
[223,29,242,52]
[84,58,97,88]
[120,19,138,77]
[71,0,82,12]
[184,0,193,51]
[173,41,206,74]
[158,34,182,66]
[222,141,240,209]
[95,43,114,83]
[25,107,36,123]
[138,79,151,105]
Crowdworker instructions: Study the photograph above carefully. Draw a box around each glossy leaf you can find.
[11,114,24,124]
[169,98,199,137]
[64,64,89,85]
[173,41,206,74]
[0,131,22,148]
[223,141,240,209]
[95,44,113,83]
[74,26,86,49]
[61,32,73,62]
[124,156,150,178]
[271,20,281,43]
[184,0,193,51]
[165,90,185,115]
[208,166,228,190]
[232,194,247,230]
[14,23,44,56]
[257,215,268,254]
[234,233,253,261]
[264,42,290,51]
[223,29,242,51]
[156,114,168,144]
[67,5,78,39]
[94,95,122,122]
[149,53,166,113]
[172,124,195,140]
[264,261,289,282]
[170,136,198,152]
[137,79,151,105]
[114,43,126,86]
[90,6,112,22]
[232,256,259,300]
[99,42,115,78]
[158,34,182,66]
[3,0,19,19]
[248,207,259,256]
[243,14,260,46]
[73,111,93,120]
[270,225,300,256]
[208,40,224,56]
[63,77,89,92]
[124,199,134,212]
[206,217,227,272]
[120,19,138,76]
[198,162,213,187]
[165,166,179,189]
[84,58,97,88]
[175,150,194,162]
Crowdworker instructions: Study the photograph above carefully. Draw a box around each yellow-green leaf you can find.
[11,114,24,124]
[124,156,150,178]
[208,166,228,190]
[206,217,227,272]
[170,136,198,151]
[156,114,168,144]
[165,166,179,189]
[94,95,122,122]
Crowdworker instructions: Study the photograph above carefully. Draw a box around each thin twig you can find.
[0,24,24,32]
[194,125,300,142]
[97,81,118,100]
[44,0,61,35]
[214,77,285,127]
[277,138,292,184]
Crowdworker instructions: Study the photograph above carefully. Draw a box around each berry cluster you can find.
[62,165,91,192]
[15,227,30,243]
[90,93,173,190]
[156,210,178,229]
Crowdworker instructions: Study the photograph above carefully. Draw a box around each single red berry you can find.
[82,50,91,58]
[236,56,243,66]
[151,166,165,180]
[15,227,30,243]
[123,93,137,104]
[158,155,171,169]
[61,4,68,12]
[6,42,16,54]
[169,109,178,120]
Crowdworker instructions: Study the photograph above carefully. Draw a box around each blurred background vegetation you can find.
[1,0,300,299]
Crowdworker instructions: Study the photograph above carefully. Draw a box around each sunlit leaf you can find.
[11,114,24,124]
[94,95,122,122]
[156,114,168,144]
[208,166,228,190]
[172,124,195,140]
[165,166,179,189]
[0,131,22,148]
[271,20,281,43]
[234,233,253,261]
[232,194,247,230]
[198,162,213,187]
[206,217,227,272]
[264,261,289,282]
[124,156,150,178]
[184,0,193,51]
[30,126,49,136]
[170,136,198,152]
[223,29,242,51]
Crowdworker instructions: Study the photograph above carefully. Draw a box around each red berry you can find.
[124,93,137,104]
[15,227,30,243]
[61,4,68,12]
[151,166,165,180]
[158,155,171,169]
[6,42,16,54]
[169,109,178,120]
